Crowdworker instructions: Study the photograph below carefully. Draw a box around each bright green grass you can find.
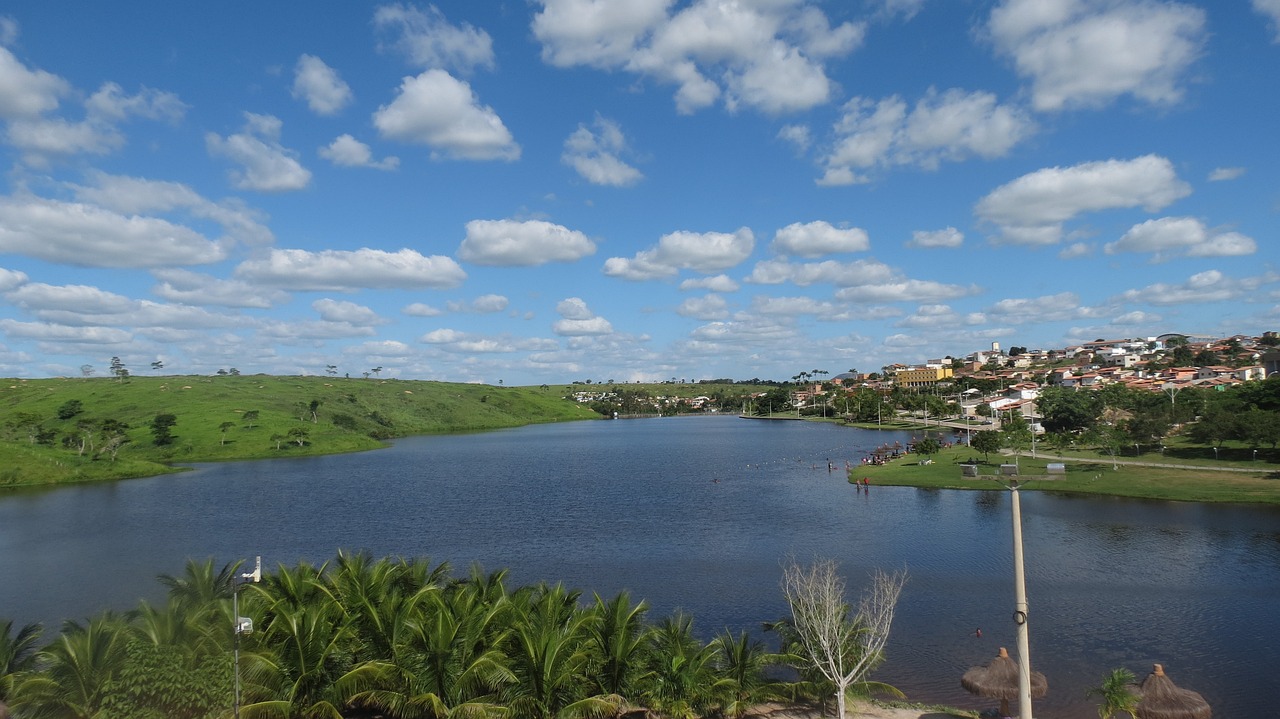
[856,442,1280,505]
[0,375,599,488]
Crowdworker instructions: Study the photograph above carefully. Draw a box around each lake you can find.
[1,415,1276,718]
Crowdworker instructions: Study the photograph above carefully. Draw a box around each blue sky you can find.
[0,0,1277,385]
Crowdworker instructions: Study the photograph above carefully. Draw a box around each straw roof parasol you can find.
[1135,664,1211,719]
[961,647,1048,717]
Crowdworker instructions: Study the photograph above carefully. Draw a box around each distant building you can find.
[894,366,954,388]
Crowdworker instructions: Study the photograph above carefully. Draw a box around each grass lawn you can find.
[857,443,1280,505]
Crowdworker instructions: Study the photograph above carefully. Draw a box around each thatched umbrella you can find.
[1135,664,1211,719]
[961,646,1048,717]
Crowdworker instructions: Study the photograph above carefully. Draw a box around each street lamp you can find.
[233,556,262,719]
[987,478,1036,719]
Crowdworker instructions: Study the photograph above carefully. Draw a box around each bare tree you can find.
[780,558,906,719]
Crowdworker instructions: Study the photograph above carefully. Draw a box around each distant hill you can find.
[0,375,599,488]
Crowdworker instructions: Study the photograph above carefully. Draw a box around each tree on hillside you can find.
[150,414,177,446]
[80,364,94,377]
[287,426,309,447]
[218,421,235,445]
[109,356,129,383]
[242,410,259,429]
[151,360,164,373]
[309,399,322,423]
[780,558,906,719]
[56,399,84,420]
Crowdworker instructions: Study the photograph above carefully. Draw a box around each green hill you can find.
[0,375,599,489]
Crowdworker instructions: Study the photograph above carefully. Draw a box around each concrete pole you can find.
[1010,481,1033,719]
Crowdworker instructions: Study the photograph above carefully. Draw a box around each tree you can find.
[1036,386,1100,433]
[14,613,129,719]
[229,367,240,376]
[779,558,906,719]
[309,399,322,423]
[242,410,260,429]
[1086,667,1139,719]
[371,366,383,378]
[1085,424,1128,470]
[151,360,164,373]
[288,426,310,447]
[326,364,338,376]
[150,414,178,446]
[57,399,84,420]
[1001,414,1033,464]
[80,364,94,377]
[109,356,129,383]
[219,421,236,445]
[971,430,1002,462]
[1,619,42,714]
[914,436,942,460]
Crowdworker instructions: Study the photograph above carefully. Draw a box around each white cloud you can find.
[1208,166,1245,182]
[975,155,1191,245]
[875,0,928,21]
[744,258,894,287]
[987,0,1206,111]
[313,298,386,325]
[532,0,863,115]
[151,269,288,309]
[403,302,445,317]
[983,291,1091,324]
[908,227,963,248]
[0,319,132,345]
[0,266,28,291]
[420,327,530,353]
[373,69,519,161]
[206,113,312,192]
[676,294,729,320]
[554,298,614,335]
[562,115,643,186]
[1105,217,1256,261]
[834,279,979,303]
[750,295,849,319]
[817,88,1033,185]
[679,274,739,292]
[6,117,123,159]
[0,195,226,268]
[777,124,810,151]
[319,134,400,170]
[1058,241,1093,259]
[770,221,869,257]
[0,46,68,119]
[374,3,495,73]
[234,248,467,291]
[292,55,353,115]
[1116,269,1280,306]
[604,227,754,280]
[1256,0,1280,41]
[6,282,135,314]
[72,171,274,247]
[459,219,596,266]
[470,294,510,313]
[85,82,186,123]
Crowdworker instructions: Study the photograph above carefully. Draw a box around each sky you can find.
[0,0,1278,385]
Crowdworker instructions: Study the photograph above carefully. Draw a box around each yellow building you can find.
[894,366,954,387]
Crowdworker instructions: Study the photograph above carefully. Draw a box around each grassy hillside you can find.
[0,375,599,488]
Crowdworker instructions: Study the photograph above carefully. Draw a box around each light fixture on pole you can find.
[1008,481,1034,719]
[233,556,262,719]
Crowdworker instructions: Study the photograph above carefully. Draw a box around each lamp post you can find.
[233,556,262,719]
[1009,481,1034,719]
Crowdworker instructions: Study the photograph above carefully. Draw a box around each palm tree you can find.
[13,614,129,719]
[1087,668,1139,719]
[641,613,726,719]
[504,584,617,719]
[714,630,786,718]
[583,592,651,700]
[1,619,42,717]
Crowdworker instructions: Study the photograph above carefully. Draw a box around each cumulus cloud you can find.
[532,0,863,115]
[206,113,312,192]
[982,291,1101,324]
[1208,166,1245,182]
[72,171,273,247]
[373,70,519,161]
[455,294,510,313]
[319,134,400,170]
[420,327,533,353]
[313,298,386,325]
[987,0,1206,111]
[292,55,353,115]
[777,124,811,151]
[604,227,754,280]
[459,219,596,266]
[679,274,739,292]
[770,221,869,256]
[0,195,226,268]
[974,154,1191,245]
[834,279,980,303]
[750,295,850,319]
[1059,241,1093,259]
[0,45,69,119]
[1115,269,1280,306]
[1105,217,1256,261]
[374,3,495,73]
[403,302,445,317]
[676,294,729,320]
[553,297,614,335]
[908,227,963,248]
[84,83,186,123]
[816,88,1034,185]
[562,115,643,186]
[151,269,289,309]
[235,248,466,291]
[1257,0,1280,41]
[0,319,132,345]
[0,266,28,291]
[745,258,894,287]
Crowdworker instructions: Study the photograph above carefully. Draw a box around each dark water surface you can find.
[2,416,1277,717]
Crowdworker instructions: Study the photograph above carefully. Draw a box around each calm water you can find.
[2,415,1277,718]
